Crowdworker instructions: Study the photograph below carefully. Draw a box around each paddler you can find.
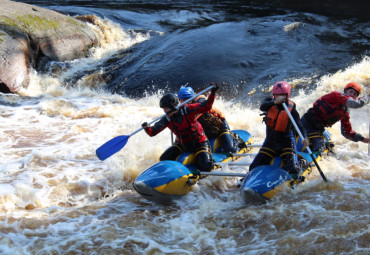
[301,82,370,154]
[249,81,309,178]
[177,86,240,154]
[141,82,219,172]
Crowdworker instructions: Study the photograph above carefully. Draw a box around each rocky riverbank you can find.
[0,0,99,93]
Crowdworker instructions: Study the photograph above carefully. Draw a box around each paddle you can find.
[96,85,215,160]
[282,102,328,182]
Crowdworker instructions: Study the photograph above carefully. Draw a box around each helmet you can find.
[178,86,194,100]
[160,93,179,110]
[273,81,291,98]
[344,82,361,95]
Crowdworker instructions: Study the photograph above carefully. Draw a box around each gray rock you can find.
[0,0,99,93]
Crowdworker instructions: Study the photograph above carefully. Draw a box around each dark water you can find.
[15,0,370,102]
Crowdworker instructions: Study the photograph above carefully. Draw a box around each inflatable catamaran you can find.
[133,128,333,205]
[133,130,253,204]
[240,130,333,205]
[97,87,333,206]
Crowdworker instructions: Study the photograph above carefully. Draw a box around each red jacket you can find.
[310,91,363,141]
[145,92,216,145]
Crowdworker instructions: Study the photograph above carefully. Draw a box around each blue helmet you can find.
[178,86,194,100]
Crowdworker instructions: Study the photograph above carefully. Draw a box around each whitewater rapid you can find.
[0,16,369,254]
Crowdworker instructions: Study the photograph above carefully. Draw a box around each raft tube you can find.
[240,130,332,205]
[133,129,252,204]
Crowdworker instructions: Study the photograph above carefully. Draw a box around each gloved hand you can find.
[360,95,370,104]
[142,122,149,129]
[211,82,219,93]
[274,96,287,105]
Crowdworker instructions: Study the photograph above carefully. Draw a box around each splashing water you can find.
[0,7,369,255]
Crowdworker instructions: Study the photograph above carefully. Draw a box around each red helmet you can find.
[273,81,291,98]
[344,82,361,95]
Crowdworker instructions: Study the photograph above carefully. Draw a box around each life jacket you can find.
[169,108,206,145]
[194,95,225,138]
[311,91,349,127]
[265,100,294,132]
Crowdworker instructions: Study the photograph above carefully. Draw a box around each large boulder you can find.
[0,0,99,93]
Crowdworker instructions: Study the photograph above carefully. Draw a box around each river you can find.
[1,0,369,254]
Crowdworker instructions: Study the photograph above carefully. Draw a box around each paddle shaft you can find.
[282,102,328,182]
[96,85,215,160]
[129,85,214,138]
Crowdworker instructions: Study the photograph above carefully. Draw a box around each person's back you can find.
[301,82,370,153]
[307,90,349,128]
